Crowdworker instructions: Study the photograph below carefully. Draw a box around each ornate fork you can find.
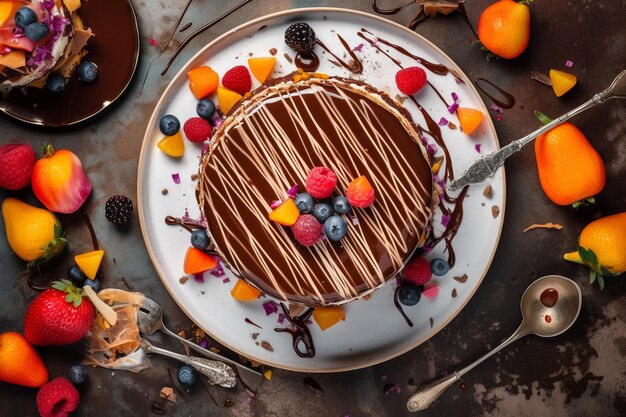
[447,70,626,191]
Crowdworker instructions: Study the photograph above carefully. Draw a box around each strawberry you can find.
[0,143,36,190]
[395,67,427,95]
[24,280,95,346]
[36,377,80,417]
[222,65,252,95]
[0,332,48,388]
[402,257,432,286]
[183,117,212,143]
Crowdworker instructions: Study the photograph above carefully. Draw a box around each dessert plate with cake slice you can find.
[0,0,139,127]
[138,8,505,372]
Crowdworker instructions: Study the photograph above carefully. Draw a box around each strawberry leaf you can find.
[534,111,552,126]
[51,281,66,291]
[73,297,82,308]
[572,197,595,209]
[589,269,597,284]
[578,246,597,265]
[65,293,74,303]
[596,274,605,290]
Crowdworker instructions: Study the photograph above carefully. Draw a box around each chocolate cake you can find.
[198,75,433,306]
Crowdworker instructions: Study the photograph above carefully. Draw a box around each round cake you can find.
[198,75,433,306]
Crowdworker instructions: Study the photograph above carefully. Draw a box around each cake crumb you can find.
[161,188,168,195]
[191,174,199,181]
[179,276,189,284]
[491,205,500,218]
[483,185,493,198]
[160,387,176,403]
[269,48,277,55]
[283,52,293,63]
[448,121,457,129]
[429,317,434,328]
[451,288,458,298]
[251,332,259,340]
[261,340,274,352]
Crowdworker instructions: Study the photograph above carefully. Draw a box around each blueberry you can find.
[398,283,421,306]
[68,264,87,287]
[430,258,449,276]
[295,193,314,213]
[159,114,180,136]
[24,22,49,42]
[68,365,87,385]
[312,203,333,222]
[177,365,198,388]
[45,72,65,92]
[15,7,37,29]
[332,196,351,214]
[77,61,98,83]
[83,278,102,293]
[196,99,216,119]
[190,229,210,250]
[324,215,348,241]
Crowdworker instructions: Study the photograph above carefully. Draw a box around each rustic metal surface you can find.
[1,0,625,416]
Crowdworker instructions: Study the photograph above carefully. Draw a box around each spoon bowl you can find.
[519,275,582,338]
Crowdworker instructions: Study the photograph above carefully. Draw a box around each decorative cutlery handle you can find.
[187,356,237,388]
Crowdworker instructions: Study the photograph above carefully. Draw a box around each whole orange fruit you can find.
[478,0,531,59]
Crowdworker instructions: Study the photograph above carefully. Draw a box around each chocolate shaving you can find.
[260,340,274,352]
[491,205,500,218]
[451,288,457,298]
[483,185,493,198]
[269,48,277,55]
[422,1,459,16]
[523,223,563,232]
[453,274,468,283]
[283,53,293,64]
[179,276,189,284]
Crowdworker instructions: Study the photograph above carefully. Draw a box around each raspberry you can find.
[402,257,432,286]
[0,143,36,190]
[222,65,252,95]
[346,175,375,208]
[36,377,80,417]
[305,166,337,199]
[183,117,212,143]
[105,195,133,225]
[395,66,427,95]
[291,214,323,246]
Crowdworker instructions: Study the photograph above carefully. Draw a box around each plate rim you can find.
[137,6,507,373]
[0,0,141,127]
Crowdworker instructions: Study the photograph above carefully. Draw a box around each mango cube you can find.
[269,199,300,226]
[75,250,104,280]
[549,69,577,97]
[157,132,184,158]
[312,306,346,331]
[230,278,262,301]
[248,57,276,84]
[217,86,243,115]
[456,107,484,136]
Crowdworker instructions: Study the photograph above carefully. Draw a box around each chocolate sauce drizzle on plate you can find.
[274,304,315,358]
[294,52,320,72]
[315,36,363,74]
[475,78,515,109]
[164,215,206,233]
[393,285,414,327]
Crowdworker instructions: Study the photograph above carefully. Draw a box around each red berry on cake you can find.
[292,214,323,246]
[305,166,337,198]
[222,65,252,95]
[395,66,427,95]
[402,256,432,286]
[36,377,80,417]
[346,175,375,208]
[183,117,213,143]
[0,143,36,190]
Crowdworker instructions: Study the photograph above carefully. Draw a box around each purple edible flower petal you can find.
[222,277,230,283]
[245,397,252,404]
[201,141,211,157]
[286,184,298,198]
[565,59,574,68]
[194,273,204,283]
[270,200,282,209]
[381,374,388,381]
[489,103,504,114]
[451,92,459,102]
[438,117,449,126]
[351,216,359,226]
[427,143,438,157]
[352,43,364,52]
[210,263,225,277]
[172,173,181,184]
[396,387,402,394]
[43,0,54,9]
[182,209,191,221]
[199,339,207,348]
[475,144,482,153]
[496,114,503,122]
[447,102,459,114]
[277,313,286,325]
[262,301,279,316]
[441,214,451,227]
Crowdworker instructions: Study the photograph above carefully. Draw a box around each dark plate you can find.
[0,0,139,127]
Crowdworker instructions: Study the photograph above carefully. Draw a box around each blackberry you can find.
[284,22,316,54]
[105,195,133,225]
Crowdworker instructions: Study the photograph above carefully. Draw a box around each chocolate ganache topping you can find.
[198,75,433,306]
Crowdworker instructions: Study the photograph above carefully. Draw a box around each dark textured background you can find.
[1,1,625,416]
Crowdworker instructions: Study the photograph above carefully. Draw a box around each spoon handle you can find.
[406,324,530,412]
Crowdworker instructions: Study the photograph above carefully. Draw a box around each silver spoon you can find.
[139,338,237,388]
[448,70,626,190]
[406,274,582,412]
[136,297,264,391]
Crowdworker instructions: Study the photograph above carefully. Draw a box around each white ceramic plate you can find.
[137,8,505,372]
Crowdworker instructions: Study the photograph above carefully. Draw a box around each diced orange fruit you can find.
[157,132,184,158]
[230,278,262,301]
[217,86,243,115]
[269,198,300,226]
[187,66,219,99]
[0,50,25,70]
[0,1,13,26]
[549,69,577,97]
[62,0,81,13]
[346,175,375,208]
[248,57,276,83]
[183,247,217,274]
[75,250,104,280]
[312,306,345,331]
[456,107,484,135]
